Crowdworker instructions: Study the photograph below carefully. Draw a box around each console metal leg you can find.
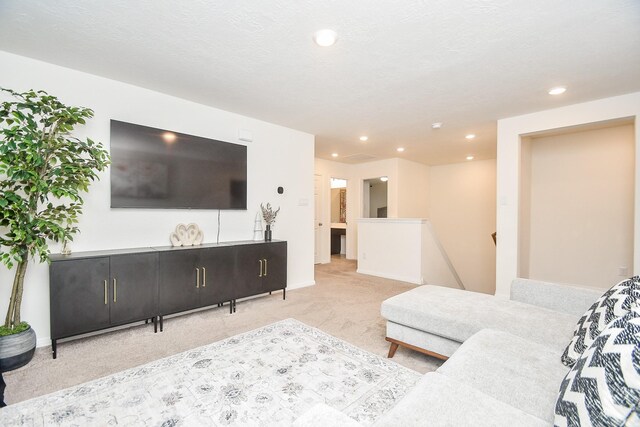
[233,299,236,313]
[283,288,286,300]
[153,316,158,333]
[269,291,272,295]
[145,318,149,324]
[229,300,233,314]
[159,315,163,332]
[52,339,57,359]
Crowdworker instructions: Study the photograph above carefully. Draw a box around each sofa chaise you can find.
[381,278,601,360]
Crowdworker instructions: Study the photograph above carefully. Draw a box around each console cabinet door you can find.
[262,242,287,293]
[198,246,236,307]
[109,253,158,325]
[234,244,265,299]
[158,250,200,315]
[50,257,110,339]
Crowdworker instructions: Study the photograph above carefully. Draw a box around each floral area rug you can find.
[0,319,420,426]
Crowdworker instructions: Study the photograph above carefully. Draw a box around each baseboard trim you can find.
[37,336,51,349]
[356,269,422,285]
[287,280,316,290]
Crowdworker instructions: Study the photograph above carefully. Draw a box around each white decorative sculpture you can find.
[170,223,203,246]
[253,212,263,241]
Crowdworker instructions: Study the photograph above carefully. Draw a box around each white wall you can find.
[315,155,497,295]
[521,124,635,288]
[314,158,399,262]
[429,159,497,294]
[354,159,400,218]
[356,218,460,288]
[397,158,429,218]
[496,91,640,297]
[0,51,315,346]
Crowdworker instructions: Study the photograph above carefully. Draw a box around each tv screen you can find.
[110,120,247,209]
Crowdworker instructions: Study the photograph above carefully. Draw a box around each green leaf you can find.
[0,86,110,296]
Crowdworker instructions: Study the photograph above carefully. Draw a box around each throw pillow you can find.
[562,277,640,367]
[555,307,640,426]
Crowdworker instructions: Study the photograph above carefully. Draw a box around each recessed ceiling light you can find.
[380,176,389,182]
[313,29,337,47]
[162,132,176,143]
[359,136,368,141]
[465,134,476,140]
[397,147,405,152]
[431,122,443,129]
[548,86,566,95]
[331,153,338,157]
[466,155,474,161]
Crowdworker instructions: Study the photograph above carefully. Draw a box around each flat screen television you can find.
[110,120,247,209]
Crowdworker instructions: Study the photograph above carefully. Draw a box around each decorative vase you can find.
[0,326,36,372]
[265,224,272,242]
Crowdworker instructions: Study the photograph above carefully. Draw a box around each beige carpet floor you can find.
[3,255,442,405]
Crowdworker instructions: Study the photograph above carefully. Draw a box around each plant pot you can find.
[0,326,36,372]
[265,225,272,242]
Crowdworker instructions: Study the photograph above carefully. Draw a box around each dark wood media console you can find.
[49,240,287,358]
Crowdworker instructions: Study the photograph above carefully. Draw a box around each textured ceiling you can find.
[0,0,639,165]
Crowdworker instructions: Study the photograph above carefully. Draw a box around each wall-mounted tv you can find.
[110,120,247,210]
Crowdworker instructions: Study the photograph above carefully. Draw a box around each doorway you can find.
[362,177,388,218]
[330,178,347,260]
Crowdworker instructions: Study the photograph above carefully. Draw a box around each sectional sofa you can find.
[295,278,640,426]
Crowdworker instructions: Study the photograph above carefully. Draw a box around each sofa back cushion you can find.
[555,306,640,426]
[510,278,603,317]
[562,277,640,367]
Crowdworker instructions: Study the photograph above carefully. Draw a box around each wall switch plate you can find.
[619,266,629,276]
[298,198,309,206]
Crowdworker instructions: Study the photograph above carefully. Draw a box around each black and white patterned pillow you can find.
[555,306,640,427]
[562,277,640,367]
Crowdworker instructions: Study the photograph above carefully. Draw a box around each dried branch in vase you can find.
[260,203,280,226]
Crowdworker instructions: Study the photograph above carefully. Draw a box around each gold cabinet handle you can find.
[196,267,200,288]
[264,259,268,276]
[202,267,206,287]
[104,280,108,305]
[113,278,117,303]
[259,259,263,277]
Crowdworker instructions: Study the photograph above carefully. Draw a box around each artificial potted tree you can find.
[0,88,110,371]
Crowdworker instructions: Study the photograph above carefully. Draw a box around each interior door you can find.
[314,174,323,264]
[109,253,158,325]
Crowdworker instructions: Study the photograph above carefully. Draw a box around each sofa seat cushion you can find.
[375,372,548,427]
[437,329,568,422]
[381,285,577,351]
